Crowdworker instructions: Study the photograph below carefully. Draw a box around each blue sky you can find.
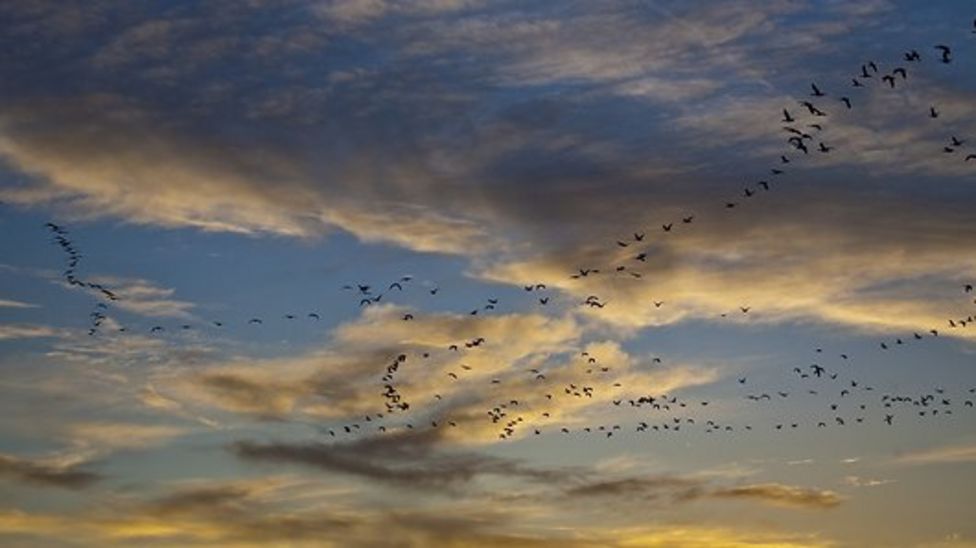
[1,1,976,546]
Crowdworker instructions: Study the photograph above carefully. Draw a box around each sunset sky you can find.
[1,1,975,546]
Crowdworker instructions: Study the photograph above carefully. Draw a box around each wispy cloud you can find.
[0,298,38,309]
[709,483,844,509]
[894,442,976,466]
[0,323,59,340]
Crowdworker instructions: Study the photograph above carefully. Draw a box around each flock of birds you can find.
[37,28,976,445]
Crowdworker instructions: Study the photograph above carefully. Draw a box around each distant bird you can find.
[935,44,951,63]
[782,109,795,123]
[930,106,939,118]
[904,49,921,61]
[810,83,826,97]
[840,97,852,109]
[799,101,825,116]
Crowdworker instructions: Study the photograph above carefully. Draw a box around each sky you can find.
[1,0,975,546]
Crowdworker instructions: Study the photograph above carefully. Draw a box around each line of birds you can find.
[45,222,121,337]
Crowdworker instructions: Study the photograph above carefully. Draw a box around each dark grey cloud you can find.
[709,483,844,509]
[0,453,101,489]
[231,428,579,492]
[564,476,705,501]
[563,476,844,510]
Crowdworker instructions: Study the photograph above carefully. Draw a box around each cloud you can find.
[64,421,187,453]
[0,477,594,547]
[708,483,844,509]
[477,188,976,337]
[314,0,484,26]
[0,475,838,547]
[0,323,59,340]
[231,429,577,493]
[612,525,835,548]
[163,305,716,447]
[82,276,196,319]
[0,95,496,255]
[0,298,37,308]
[894,442,976,466]
[842,476,894,488]
[564,476,704,501]
[0,1,973,347]
[564,476,843,510]
[0,452,101,489]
